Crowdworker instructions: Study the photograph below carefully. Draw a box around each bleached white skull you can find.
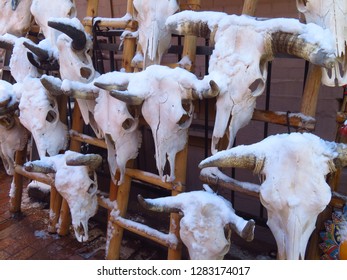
[296,0,347,86]
[133,0,179,68]
[0,0,33,37]
[0,80,28,175]
[138,188,255,260]
[30,0,76,49]
[47,18,102,138]
[167,11,336,153]
[105,65,219,182]
[199,132,347,259]
[15,77,68,158]
[24,150,102,242]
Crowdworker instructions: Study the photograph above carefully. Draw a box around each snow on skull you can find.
[132,0,179,68]
[24,151,102,242]
[167,11,336,153]
[296,0,347,86]
[102,65,219,182]
[138,187,255,260]
[0,80,28,175]
[198,132,347,259]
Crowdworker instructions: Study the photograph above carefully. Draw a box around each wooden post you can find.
[9,146,27,213]
[242,0,258,16]
[48,185,62,233]
[85,0,99,34]
[167,146,188,260]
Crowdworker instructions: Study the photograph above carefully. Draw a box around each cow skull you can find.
[296,0,347,86]
[0,80,28,175]
[15,78,68,158]
[167,11,336,153]
[138,187,255,260]
[198,132,346,259]
[104,65,219,182]
[133,0,179,68]
[24,151,102,242]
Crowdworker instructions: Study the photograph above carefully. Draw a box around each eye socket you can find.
[46,109,57,123]
[249,78,265,97]
[87,183,97,195]
[177,99,193,128]
[122,118,135,130]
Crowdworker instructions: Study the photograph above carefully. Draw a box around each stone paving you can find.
[0,168,276,260]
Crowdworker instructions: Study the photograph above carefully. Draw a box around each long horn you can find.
[137,195,181,213]
[23,41,49,61]
[109,90,144,106]
[199,150,265,173]
[27,52,60,71]
[65,153,102,170]
[270,32,335,69]
[48,20,87,51]
[94,81,129,92]
[334,143,347,168]
[40,76,64,96]
[24,161,56,174]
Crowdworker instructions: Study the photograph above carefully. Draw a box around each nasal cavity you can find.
[80,67,92,80]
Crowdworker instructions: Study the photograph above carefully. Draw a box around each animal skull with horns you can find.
[166,11,336,153]
[40,73,141,185]
[24,151,102,242]
[132,0,179,68]
[97,65,219,182]
[296,0,347,86]
[198,132,347,259]
[0,80,28,176]
[0,34,69,158]
[138,186,255,260]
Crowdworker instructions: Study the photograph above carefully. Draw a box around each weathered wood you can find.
[10,147,28,213]
[84,0,99,34]
[180,0,201,11]
[83,17,133,29]
[69,130,107,149]
[252,109,316,131]
[48,186,62,233]
[111,216,178,250]
[242,0,258,16]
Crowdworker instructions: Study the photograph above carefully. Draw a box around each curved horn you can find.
[270,32,335,69]
[24,161,56,174]
[199,150,265,174]
[168,19,211,38]
[137,195,181,213]
[48,20,86,51]
[109,90,144,106]
[192,80,220,99]
[296,0,308,13]
[65,153,102,170]
[26,52,60,71]
[23,41,49,61]
[334,143,347,168]
[40,76,64,96]
[94,81,129,92]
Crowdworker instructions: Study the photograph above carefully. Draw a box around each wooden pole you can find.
[84,0,99,34]
[9,146,27,213]
[242,0,258,16]
[48,186,62,233]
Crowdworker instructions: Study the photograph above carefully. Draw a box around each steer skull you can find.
[166,11,336,153]
[198,132,347,259]
[0,80,28,175]
[102,65,219,182]
[133,0,179,68]
[296,0,347,86]
[138,187,255,260]
[24,151,102,242]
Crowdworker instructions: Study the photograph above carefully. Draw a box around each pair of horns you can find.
[167,13,335,68]
[24,153,102,174]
